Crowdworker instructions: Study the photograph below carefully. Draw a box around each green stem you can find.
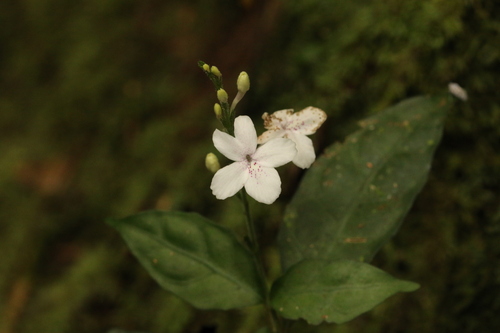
[238,190,281,333]
[240,190,257,253]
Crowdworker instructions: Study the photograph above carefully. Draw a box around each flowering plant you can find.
[108,62,456,332]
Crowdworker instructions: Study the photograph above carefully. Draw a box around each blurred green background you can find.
[0,0,499,332]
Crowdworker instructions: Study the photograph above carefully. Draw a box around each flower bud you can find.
[214,103,222,119]
[448,82,468,101]
[202,64,210,72]
[205,153,220,173]
[237,71,250,93]
[217,89,228,103]
[211,66,222,77]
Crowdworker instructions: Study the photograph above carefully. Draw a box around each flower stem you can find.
[238,190,281,333]
[239,190,258,253]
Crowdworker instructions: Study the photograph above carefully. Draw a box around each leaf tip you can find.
[402,281,420,292]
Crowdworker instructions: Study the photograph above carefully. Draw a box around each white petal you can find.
[253,138,297,168]
[287,107,327,135]
[210,162,248,200]
[289,132,316,169]
[244,165,281,204]
[257,128,285,144]
[213,129,245,161]
[262,109,294,130]
[234,116,257,155]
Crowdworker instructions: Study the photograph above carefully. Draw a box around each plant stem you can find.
[238,190,281,333]
[239,190,258,253]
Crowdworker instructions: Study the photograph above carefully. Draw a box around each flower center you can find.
[246,154,252,162]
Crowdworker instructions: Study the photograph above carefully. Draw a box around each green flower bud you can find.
[237,71,250,93]
[230,71,250,112]
[217,89,228,103]
[211,66,222,77]
[205,153,220,173]
[202,64,210,72]
[214,103,222,119]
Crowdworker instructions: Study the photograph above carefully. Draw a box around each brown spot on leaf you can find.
[377,204,388,211]
[322,180,334,187]
[388,120,410,127]
[358,119,378,128]
[344,237,367,243]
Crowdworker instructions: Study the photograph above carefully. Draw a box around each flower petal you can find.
[287,107,327,135]
[244,165,281,204]
[253,138,297,168]
[210,162,248,200]
[262,109,294,130]
[213,129,244,161]
[289,132,316,169]
[234,116,257,155]
[257,128,285,144]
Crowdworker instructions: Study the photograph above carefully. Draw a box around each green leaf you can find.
[279,95,450,270]
[107,210,264,310]
[270,259,419,325]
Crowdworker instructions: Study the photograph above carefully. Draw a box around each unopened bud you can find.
[214,103,222,119]
[448,82,468,101]
[202,64,210,72]
[237,71,250,93]
[211,66,222,77]
[205,153,220,173]
[217,89,228,103]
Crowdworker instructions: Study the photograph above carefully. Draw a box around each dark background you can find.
[0,0,499,332]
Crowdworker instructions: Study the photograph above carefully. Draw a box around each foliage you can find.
[108,92,447,331]
[270,259,418,325]
[108,211,264,310]
[279,95,448,269]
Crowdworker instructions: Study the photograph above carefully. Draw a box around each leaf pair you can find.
[108,94,450,325]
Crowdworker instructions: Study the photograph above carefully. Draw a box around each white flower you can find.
[211,116,297,204]
[257,107,327,169]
